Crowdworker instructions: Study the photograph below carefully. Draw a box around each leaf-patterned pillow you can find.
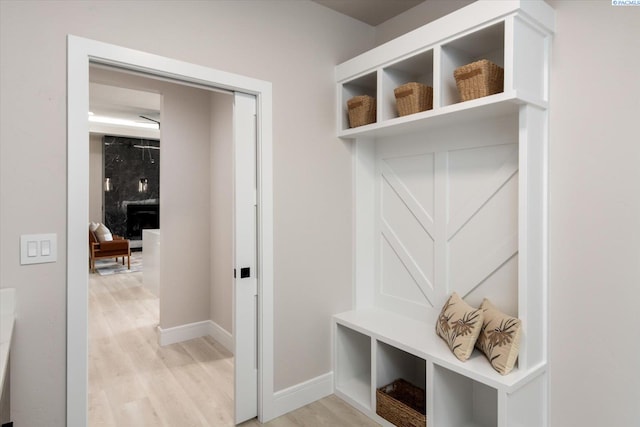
[435,292,484,362]
[475,298,522,375]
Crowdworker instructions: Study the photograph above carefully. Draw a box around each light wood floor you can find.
[89,268,379,426]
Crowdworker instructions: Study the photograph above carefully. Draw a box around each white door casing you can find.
[234,92,259,424]
[67,35,274,426]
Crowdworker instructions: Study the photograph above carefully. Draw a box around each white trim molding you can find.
[158,321,211,347]
[207,320,234,353]
[157,320,233,353]
[271,372,334,419]
[67,35,274,426]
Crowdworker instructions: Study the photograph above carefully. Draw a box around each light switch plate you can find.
[21,233,57,265]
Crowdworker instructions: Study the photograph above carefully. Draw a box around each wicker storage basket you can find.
[347,95,376,128]
[376,379,426,427]
[394,82,433,116]
[454,59,504,102]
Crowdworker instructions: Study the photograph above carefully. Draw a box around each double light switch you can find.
[20,233,57,265]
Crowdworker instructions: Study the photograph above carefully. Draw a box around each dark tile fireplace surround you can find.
[103,136,160,248]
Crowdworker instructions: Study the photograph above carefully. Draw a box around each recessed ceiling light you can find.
[88,115,159,130]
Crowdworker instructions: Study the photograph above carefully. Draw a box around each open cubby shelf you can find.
[433,365,498,427]
[334,1,554,426]
[335,324,372,411]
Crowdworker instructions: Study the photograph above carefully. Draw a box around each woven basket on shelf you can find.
[347,95,376,128]
[376,379,426,427]
[454,59,504,102]
[394,82,433,117]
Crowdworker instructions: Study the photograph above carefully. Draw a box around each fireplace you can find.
[103,135,160,241]
[126,203,160,240]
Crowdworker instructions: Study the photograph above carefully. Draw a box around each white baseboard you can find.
[157,319,232,350]
[157,320,211,346]
[271,372,334,419]
[206,320,233,353]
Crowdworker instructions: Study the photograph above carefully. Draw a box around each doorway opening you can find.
[67,36,274,426]
[87,63,253,425]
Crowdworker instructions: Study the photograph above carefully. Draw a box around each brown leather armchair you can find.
[89,230,131,272]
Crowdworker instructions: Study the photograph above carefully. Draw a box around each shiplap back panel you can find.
[374,114,519,323]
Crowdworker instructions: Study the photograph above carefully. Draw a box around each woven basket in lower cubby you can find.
[347,95,376,128]
[454,59,504,102]
[394,82,433,117]
[376,379,426,427]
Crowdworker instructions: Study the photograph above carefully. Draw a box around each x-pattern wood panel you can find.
[379,155,436,308]
[446,144,519,298]
[447,148,518,240]
[378,143,518,314]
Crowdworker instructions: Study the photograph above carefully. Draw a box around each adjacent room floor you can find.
[88,259,376,426]
[88,263,235,425]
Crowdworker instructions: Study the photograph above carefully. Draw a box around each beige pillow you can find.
[94,223,113,242]
[435,292,484,362]
[475,298,522,375]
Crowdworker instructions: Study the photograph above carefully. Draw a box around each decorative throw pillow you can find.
[89,222,99,232]
[94,223,113,242]
[435,292,484,362]
[475,298,522,375]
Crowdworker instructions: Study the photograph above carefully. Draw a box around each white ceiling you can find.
[312,0,425,26]
[90,83,160,122]
[89,83,161,138]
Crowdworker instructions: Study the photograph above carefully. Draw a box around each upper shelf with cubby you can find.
[336,0,554,138]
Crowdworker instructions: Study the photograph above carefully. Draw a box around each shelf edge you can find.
[338,92,526,140]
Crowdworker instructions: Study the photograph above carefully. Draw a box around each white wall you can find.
[210,92,234,334]
[0,1,373,425]
[160,83,214,327]
[545,1,640,425]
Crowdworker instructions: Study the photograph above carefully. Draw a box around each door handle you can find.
[234,267,251,278]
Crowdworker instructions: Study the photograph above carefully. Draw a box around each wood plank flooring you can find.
[89,267,378,426]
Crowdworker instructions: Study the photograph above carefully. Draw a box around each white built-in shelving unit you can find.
[333,1,554,426]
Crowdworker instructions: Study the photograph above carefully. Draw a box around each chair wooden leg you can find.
[127,253,131,270]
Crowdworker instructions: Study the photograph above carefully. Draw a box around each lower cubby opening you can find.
[376,341,426,392]
[375,341,426,426]
[335,324,371,410]
[433,365,498,427]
